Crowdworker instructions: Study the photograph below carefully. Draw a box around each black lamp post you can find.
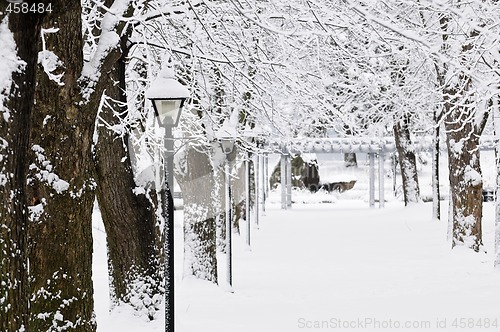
[146,65,189,332]
[220,137,235,287]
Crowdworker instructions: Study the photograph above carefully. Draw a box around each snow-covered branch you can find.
[81,0,134,101]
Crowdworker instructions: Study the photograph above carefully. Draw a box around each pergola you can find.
[263,136,497,209]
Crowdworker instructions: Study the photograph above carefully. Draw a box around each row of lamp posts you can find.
[133,60,390,330]
[146,65,261,331]
[146,61,390,332]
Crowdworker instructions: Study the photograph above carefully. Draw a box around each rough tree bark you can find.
[0,6,42,331]
[26,1,97,330]
[233,149,251,235]
[493,98,500,266]
[432,110,441,220]
[444,107,484,251]
[214,160,227,252]
[438,11,486,252]
[93,30,163,318]
[390,52,420,205]
[393,113,420,205]
[443,79,485,252]
[176,145,218,283]
[344,153,357,167]
[230,156,252,234]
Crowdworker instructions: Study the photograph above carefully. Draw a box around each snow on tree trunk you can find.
[214,160,227,253]
[93,42,163,318]
[233,149,252,235]
[443,84,484,252]
[393,114,420,205]
[0,10,41,332]
[493,99,500,266]
[176,144,218,283]
[26,2,97,330]
[95,130,163,319]
[435,3,488,253]
[445,125,483,251]
[344,153,357,168]
[432,111,441,220]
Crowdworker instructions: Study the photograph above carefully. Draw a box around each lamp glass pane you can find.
[154,99,182,125]
[220,139,235,154]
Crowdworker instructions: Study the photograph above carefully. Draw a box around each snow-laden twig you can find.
[38,28,65,86]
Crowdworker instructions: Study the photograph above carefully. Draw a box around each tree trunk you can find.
[344,153,357,167]
[26,1,97,330]
[214,162,227,252]
[443,77,484,252]
[95,134,163,318]
[432,111,441,220]
[93,34,163,318]
[233,152,249,235]
[393,113,420,205]
[444,114,483,251]
[0,9,41,331]
[176,145,217,283]
[436,6,486,252]
[494,98,500,266]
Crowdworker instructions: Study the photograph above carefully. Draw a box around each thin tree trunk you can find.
[393,114,420,205]
[447,188,453,242]
[494,98,500,266]
[26,2,97,330]
[432,111,441,220]
[0,9,41,331]
[93,33,163,318]
[389,52,419,206]
[344,153,357,167]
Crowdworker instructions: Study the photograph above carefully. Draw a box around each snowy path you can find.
[94,201,500,332]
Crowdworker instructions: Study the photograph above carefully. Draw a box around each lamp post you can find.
[146,65,189,332]
[245,153,251,247]
[220,138,235,287]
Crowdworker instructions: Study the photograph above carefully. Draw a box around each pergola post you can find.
[379,152,385,208]
[254,153,260,226]
[369,152,375,208]
[280,151,287,210]
[262,153,268,214]
[286,153,292,208]
[392,153,397,197]
[245,156,251,246]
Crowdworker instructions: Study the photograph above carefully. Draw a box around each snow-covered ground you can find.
[91,149,500,331]
[92,195,500,331]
